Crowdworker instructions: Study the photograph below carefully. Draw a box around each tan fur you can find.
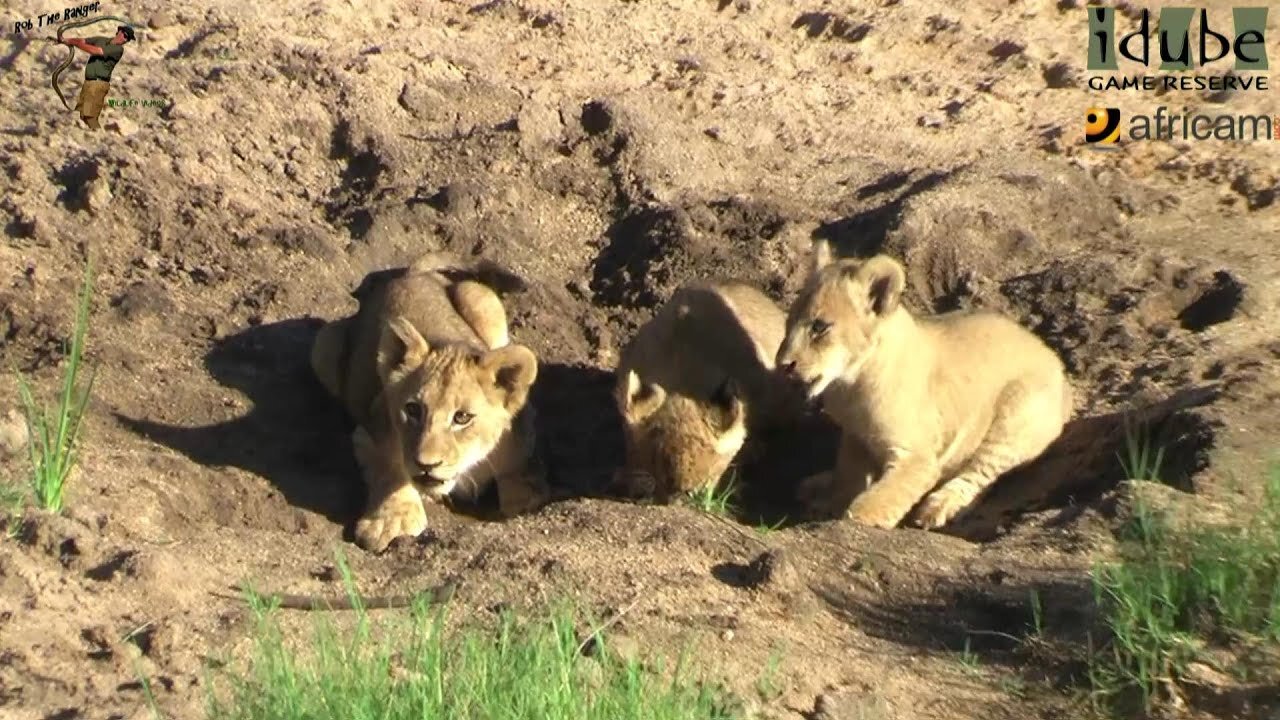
[614,280,806,500]
[311,253,546,553]
[777,246,1073,529]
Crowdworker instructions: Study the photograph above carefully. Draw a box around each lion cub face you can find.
[377,316,537,496]
[776,252,905,399]
[615,371,746,500]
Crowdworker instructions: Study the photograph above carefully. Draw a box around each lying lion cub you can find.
[615,280,805,501]
[777,244,1073,529]
[311,253,547,552]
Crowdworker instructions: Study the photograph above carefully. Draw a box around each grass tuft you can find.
[1117,415,1166,483]
[209,555,742,720]
[1089,464,1280,713]
[0,481,25,538]
[687,471,739,516]
[15,259,96,513]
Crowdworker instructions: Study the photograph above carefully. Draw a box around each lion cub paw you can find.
[497,472,549,518]
[355,493,428,553]
[844,494,902,529]
[913,479,978,530]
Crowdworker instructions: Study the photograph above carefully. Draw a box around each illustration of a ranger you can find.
[47,19,137,130]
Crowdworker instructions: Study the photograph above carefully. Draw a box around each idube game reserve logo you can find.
[1087,6,1269,92]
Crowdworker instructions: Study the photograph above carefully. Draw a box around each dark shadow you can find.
[855,169,913,200]
[791,12,871,42]
[1177,270,1244,332]
[588,205,694,309]
[730,412,842,528]
[325,118,388,241]
[710,560,760,589]
[54,157,101,213]
[114,317,362,526]
[814,167,959,257]
[530,362,624,499]
[815,571,1096,688]
[0,35,36,72]
[162,23,238,60]
[84,549,138,582]
[942,384,1220,542]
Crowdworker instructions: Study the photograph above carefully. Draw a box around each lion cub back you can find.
[618,281,798,428]
[335,268,487,425]
[614,281,802,498]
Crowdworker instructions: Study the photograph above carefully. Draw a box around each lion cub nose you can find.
[780,360,797,376]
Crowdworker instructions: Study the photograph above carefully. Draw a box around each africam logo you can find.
[1086,106,1279,145]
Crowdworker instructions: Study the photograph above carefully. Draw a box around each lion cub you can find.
[311,253,547,552]
[776,244,1073,529]
[615,280,804,501]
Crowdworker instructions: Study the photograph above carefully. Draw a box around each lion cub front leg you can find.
[351,426,428,553]
[845,448,940,529]
[914,379,1066,529]
[495,466,550,518]
[799,434,876,519]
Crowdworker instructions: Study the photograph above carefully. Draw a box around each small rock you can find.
[107,115,139,137]
[147,11,175,29]
[720,629,734,641]
[917,113,944,129]
[84,176,113,214]
[1184,661,1233,689]
[0,408,28,459]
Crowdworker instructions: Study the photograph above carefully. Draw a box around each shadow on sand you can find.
[114,317,363,526]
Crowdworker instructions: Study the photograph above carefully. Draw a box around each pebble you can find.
[0,408,28,459]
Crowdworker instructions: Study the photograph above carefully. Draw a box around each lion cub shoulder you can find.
[777,246,1072,530]
[615,280,805,500]
[311,253,546,553]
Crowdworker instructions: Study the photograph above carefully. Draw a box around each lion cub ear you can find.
[479,344,538,413]
[708,378,747,455]
[849,255,905,317]
[619,370,666,424]
[377,316,431,385]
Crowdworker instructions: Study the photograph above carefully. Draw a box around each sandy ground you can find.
[1,0,1279,718]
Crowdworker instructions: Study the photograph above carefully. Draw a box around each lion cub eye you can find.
[810,319,831,339]
[452,410,474,427]
[403,401,424,425]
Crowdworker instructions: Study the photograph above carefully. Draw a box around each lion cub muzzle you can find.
[776,256,905,399]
